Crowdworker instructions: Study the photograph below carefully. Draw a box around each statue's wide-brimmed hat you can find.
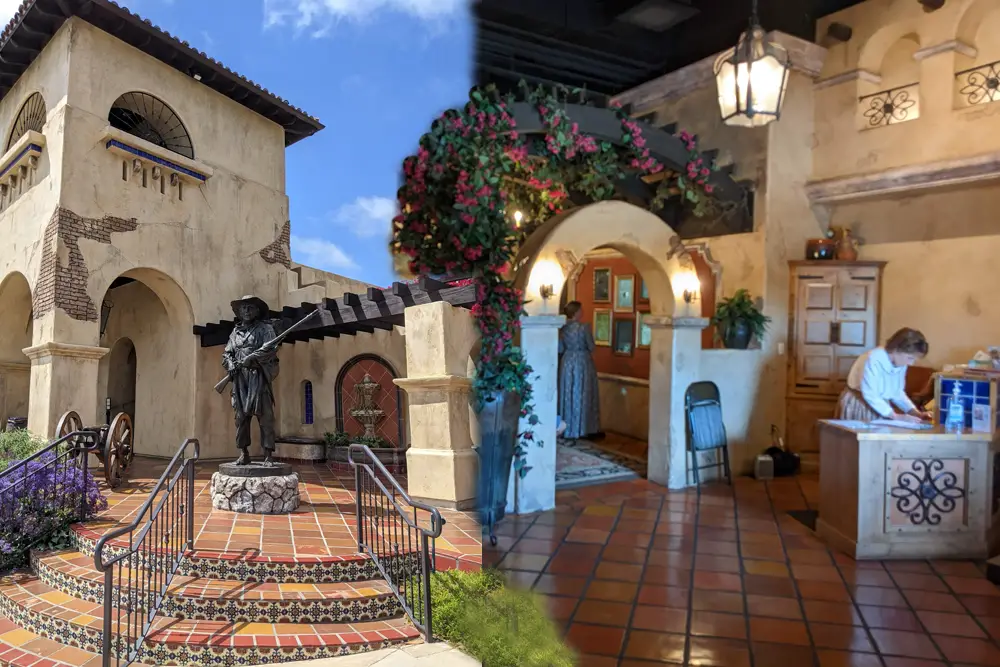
[231,295,270,318]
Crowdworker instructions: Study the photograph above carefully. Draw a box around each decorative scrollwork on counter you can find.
[957,61,1000,107]
[890,459,966,526]
[859,84,919,128]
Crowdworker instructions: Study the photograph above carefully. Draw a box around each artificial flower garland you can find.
[391,84,719,479]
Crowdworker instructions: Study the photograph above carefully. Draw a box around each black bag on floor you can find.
[764,446,800,477]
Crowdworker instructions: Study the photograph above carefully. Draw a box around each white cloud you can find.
[290,235,358,273]
[334,196,396,239]
[0,0,23,25]
[263,0,465,31]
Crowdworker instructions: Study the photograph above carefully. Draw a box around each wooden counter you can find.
[817,420,1000,560]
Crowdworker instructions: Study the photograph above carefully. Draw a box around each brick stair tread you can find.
[0,619,155,667]
[0,576,419,649]
[36,551,394,602]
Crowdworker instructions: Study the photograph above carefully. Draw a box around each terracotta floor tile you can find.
[585,580,639,604]
[690,611,747,639]
[533,574,589,597]
[858,605,923,632]
[904,590,966,613]
[595,561,644,582]
[746,594,803,620]
[622,629,686,662]
[743,573,799,598]
[751,642,816,667]
[565,527,612,544]
[881,658,947,667]
[964,596,1000,618]
[637,584,689,608]
[687,636,752,667]
[576,656,619,667]
[916,610,987,638]
[816,649,884,667]
[892,572,949,593]
[748,617,811,646]
[565,623,626,656]
[933,634,1000,665]
[809,622,875,652]
[853,586,908,608]
[803,600,863,626]
[798,580,851,602]
[601,545,649,564]
[543,595,579,623]
[573,600,634,627]
[870,629,942,659]
[742,559,790,577]
[692,571,742,592]
[631,605,688,633]
[692,590,745,614]
[839,568,895,588]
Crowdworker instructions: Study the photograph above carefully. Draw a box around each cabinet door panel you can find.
[795,271,840,391]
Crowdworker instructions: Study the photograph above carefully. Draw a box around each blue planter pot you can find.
[477,390,520,546]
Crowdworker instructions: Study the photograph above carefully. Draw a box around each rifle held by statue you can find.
[214,309,320,394]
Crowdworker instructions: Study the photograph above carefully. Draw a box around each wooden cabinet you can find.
[785,261,885,467]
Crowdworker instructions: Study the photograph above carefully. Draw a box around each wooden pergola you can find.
[193,278,475,347]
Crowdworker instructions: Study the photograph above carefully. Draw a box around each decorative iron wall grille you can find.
[956,60,1000,107]
[6,92,46,152]
[858,83,920,129]
[108,92,194,159]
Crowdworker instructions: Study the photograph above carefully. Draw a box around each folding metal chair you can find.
[684,381,732,487]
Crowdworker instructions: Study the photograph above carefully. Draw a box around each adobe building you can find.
[0,0,479,510]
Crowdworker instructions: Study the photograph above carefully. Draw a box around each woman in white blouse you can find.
[837,327,933,424]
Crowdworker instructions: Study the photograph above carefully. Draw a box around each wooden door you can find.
[793,268,840,395]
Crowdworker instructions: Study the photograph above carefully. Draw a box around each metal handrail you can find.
[0,429,100,478]
[94,438,200,667]
[349,444,444,641]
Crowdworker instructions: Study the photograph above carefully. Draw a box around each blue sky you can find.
[0,0,472,288]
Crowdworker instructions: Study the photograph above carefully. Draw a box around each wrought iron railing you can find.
[0,430,101,572]
[94,438,200,667]
[858,82,920,129]
[350,443,444,641]
[956,60,1000,107]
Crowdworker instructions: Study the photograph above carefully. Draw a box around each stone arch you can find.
[6,92,46,151]
[955,0,1000,47]
[0,271,33,427]
[96,267,196,458]
[513,200,703,492]
[108,91,194,159]
[334,354,406,448]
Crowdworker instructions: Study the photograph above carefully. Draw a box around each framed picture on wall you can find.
[614,275,635,313]
[593,309,611,346]
[613,318,635,356]
[593,268,611,303]
[636,312,652,349]
[639,277,649,302]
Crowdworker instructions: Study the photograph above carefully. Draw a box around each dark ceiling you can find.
[475,0,868,98]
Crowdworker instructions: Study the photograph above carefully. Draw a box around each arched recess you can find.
[106,337,137,424]
[0,271,33,426]
[857,20,924,75]
[513,200,701,490]
[335,354,406,448]
[109,91,194,159]
[6,92,46,151]
[95,267,196,458]
[955,0,1000,49]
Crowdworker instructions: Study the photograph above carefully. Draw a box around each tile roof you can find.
[0,0,324,145]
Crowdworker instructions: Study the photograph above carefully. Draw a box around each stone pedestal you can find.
[210,463,300,514]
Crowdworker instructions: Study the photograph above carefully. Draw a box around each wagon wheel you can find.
[108,412,135,471]
[55,411,85,460]
[103,445,123,489]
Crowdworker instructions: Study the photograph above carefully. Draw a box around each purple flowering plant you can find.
[0,446,106,570]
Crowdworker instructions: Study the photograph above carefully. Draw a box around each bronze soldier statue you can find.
[222,295,280,466]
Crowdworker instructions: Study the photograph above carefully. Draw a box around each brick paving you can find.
[486,475,1000,667]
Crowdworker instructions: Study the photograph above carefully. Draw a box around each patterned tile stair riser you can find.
[0,576,420,665]
[31,552,403,624]
[71,525,427,584]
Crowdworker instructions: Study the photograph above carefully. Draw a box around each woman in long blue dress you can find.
[558,301,601,440]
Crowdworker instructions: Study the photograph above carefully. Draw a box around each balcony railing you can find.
[858,83,920,130]
[956,60,1000,108]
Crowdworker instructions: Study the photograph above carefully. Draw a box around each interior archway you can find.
[96,268,196,459]
[857,20,923,75]
[0,271,33,428]
[513,200,702,498]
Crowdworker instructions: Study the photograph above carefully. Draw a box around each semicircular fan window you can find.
[108,92,194,160]
[6,92,47,152]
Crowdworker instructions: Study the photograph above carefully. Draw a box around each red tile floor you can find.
[486,475,1000,667]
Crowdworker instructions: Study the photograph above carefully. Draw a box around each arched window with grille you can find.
[302,380,314,425]
[108,92,194,159]
[7,92,46,151]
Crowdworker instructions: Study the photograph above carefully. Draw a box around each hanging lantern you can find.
[714,0,790,128]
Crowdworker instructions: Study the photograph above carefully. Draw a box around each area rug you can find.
[556,441,639,490]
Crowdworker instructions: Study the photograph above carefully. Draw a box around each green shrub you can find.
[430,568,576,667]
[0,429,47,471]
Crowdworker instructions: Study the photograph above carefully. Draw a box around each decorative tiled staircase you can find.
[0,524,421,666]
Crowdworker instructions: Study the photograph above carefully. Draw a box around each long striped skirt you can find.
[835,387,880,422]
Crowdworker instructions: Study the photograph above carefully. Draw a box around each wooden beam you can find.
[367,287,386,302]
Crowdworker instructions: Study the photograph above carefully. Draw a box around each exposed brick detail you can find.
[33,208,139,322]
[258,220,291,268]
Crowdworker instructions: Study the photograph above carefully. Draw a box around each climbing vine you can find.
[391,83,720,478]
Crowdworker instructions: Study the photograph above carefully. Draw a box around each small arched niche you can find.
[858,33,922,130]
[954,1,1000,108]
[109,92,194,159]
[6,92,46,151]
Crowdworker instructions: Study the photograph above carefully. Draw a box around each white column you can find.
[506,313,565,515]
[24,342,109,437]
[646,316,707,490]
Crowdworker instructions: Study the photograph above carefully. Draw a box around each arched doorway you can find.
[334,354,406,448]
[513,201,703,505]
[0,272,32,428]
[106,337,137,425]
[96,268,195,458]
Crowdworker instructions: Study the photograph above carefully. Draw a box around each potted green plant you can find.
[712,289,770,349]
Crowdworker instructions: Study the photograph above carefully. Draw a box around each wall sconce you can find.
[675,272,701,307]
[684,288,699,304]
[513,210,524,228]
[100,299,114,339]
[539,284,554,300]
[528,259,564,305]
